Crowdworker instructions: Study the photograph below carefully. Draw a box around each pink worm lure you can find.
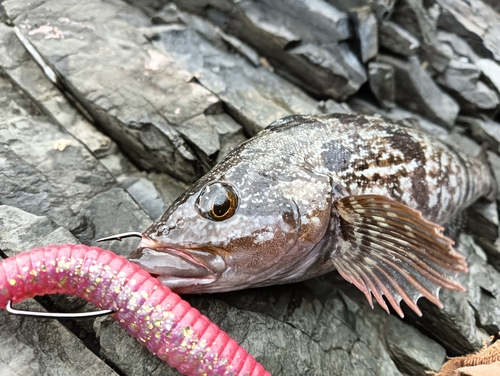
[0,244,270,376]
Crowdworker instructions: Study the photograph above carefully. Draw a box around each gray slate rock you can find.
[0,23,171,221]
[392,0,453,74]
[459,116,500,154]
[368,61,396,109]
[327,0,397,21]
[146,23,318,135]
[385,315,446,375]
[0,300,118,376]
[404,235,491,356]
[351,6,379,63]
[379,21,420,57]
[79,188,152,256]
[121,176,167,220]
[3,0,222,183]
[0,206,118,376]
[476,58,500,95]
[437,0,500,62]
[3,0,500,375]
[170,0,366,99]
[0,72,115,233]
[466,200,500,270]
[0,24,116,161]
[436,58,500,114]
[0,205,74,256]
[318,99,352,114]
[147,172,189,211]
[377,54,459,127]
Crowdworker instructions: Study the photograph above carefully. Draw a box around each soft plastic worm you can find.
[0,244,270,376]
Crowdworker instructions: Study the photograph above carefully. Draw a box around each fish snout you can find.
[129,235,227,292]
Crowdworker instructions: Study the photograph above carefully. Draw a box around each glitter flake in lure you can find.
[0,244,270,376]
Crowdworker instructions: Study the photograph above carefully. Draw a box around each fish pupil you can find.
[213,195,230,217]
[196,182,238,221]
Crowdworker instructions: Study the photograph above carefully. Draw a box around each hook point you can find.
[96,232,143,243]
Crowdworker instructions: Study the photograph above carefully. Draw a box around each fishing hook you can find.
[6,300,113,319]
[96,232,143,242]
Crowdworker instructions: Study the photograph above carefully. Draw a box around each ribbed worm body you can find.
[0,244,270,376]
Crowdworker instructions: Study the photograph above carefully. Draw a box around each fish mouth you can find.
[129,236,226,291]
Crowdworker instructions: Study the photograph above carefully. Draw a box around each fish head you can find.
[130,154,332,293]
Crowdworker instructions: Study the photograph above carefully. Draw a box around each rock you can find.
[318,99,352,114]
[392,0,453,73]
[443,127,482,157]
[259,0,351,43]
[476,59,500,95]
[195,286,403,376]
[146,23,318,135]
[404,235,492,356]
[209,113,247,162]
[437,0,500,62]
[368,61,396,109]
[2,0,500,374]
[176,113,220,168]
[0,73,115,232]
[327,0,397,21]
[0,205,69,256]
[379,21,420,57]
[482,0,500,14]
[377,54,459,127]
[0,24,116,160]
[0,300,118,376]
[170,0,367,99]
[488,151,500,201]
[458,116,500,154]
[79,188,152,256]
[436,58,499,114]
[0,206,118,376]
[285,42,367,99]
[120,176,167,220]
[147,172,189,210]
[351,6,379,63]
[3,0,221,183]
[436,30,480,63]
[466,200,500,272]
[385,315,447,375]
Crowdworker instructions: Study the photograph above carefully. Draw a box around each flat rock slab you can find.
[0,300,118,376]
[0,206,118,376]
[377,54,459,127]
[437,0,500,62]
[170,0,366,99]
[147,21,318,135]
[0,70,115,232]
[3,0,222,183]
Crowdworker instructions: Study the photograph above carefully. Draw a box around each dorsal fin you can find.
[331,195,467,317]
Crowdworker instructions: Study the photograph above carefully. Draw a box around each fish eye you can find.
[196,183,238,221]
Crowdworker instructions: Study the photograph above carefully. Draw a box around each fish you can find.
[130,113,495,317]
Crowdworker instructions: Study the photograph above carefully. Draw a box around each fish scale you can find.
[133,113,492,317]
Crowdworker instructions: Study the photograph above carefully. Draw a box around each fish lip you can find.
[131,236,227,278]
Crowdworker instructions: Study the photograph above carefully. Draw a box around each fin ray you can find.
[331,195,467,317]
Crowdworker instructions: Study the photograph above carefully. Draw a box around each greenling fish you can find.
[130,113,494,317]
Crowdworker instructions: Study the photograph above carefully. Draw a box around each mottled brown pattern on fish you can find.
[138,113,493,318]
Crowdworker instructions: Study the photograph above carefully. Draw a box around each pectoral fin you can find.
[331,195,468,318]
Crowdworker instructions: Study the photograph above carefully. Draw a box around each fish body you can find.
[134,113,493,317]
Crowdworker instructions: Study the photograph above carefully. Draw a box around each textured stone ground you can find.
[1,0,500,375]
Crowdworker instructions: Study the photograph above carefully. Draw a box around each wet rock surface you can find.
[0,0,500,375]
